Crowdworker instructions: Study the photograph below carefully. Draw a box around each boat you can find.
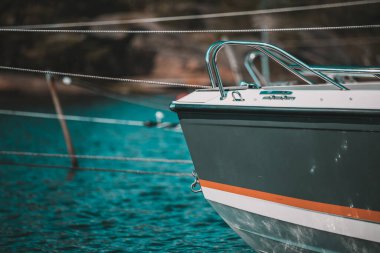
[170,41,380,252]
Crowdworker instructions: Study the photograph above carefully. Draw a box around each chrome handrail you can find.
[205,41,349,99]
[244,52,267,87]
[244,51,380,85]
[292,65,380,78]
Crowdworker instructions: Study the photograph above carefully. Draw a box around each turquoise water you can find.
[0,92,253,252]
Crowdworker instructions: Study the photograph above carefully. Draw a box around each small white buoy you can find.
[62,77,72,85]
[155,111,164,123]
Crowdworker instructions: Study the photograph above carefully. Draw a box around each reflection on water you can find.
[0,93,253,252]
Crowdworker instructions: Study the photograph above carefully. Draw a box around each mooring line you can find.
[0,151,193,164]
[0,109,181,130]
[5,0,380,28]
[73,81,171,111]
[0,66,209,89]
[0,161,192,177]
[0,24,379,34]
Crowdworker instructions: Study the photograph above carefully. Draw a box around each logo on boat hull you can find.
[262,95,296,100]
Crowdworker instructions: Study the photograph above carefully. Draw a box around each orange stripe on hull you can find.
[199,179,380,223]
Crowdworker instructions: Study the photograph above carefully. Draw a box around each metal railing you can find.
[244,51,380,87]
[205,41,349,99]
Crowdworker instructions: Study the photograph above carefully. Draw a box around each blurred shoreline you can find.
[0,73,207,98]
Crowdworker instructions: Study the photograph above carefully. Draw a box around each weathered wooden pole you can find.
[46,73,78,169]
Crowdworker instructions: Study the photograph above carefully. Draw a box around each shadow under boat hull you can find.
[174,105,380,252]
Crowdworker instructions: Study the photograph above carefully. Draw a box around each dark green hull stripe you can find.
[171,102,380,117]
[176,109,380,211]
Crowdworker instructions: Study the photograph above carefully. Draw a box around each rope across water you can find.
[5,0,380,28]
[0,24,379,34]
[0,151,193,177]
[0,151,193,164]
[0,109,181,130]
[0,162,192,177]
[0,66,209,89]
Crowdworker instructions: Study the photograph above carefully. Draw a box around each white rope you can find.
[0,24,379,34]
[0,162,192,177]
[73,82,171,111]
[0,151,193,164]
[0,109,181,130]
[6,0,380,29]
[0,66,209,89]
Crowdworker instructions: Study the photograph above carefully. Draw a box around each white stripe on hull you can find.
[202,187,380,243]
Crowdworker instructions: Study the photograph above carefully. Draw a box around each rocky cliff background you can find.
[0,0,379,94]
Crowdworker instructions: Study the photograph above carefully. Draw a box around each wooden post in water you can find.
[46,73,78,169]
